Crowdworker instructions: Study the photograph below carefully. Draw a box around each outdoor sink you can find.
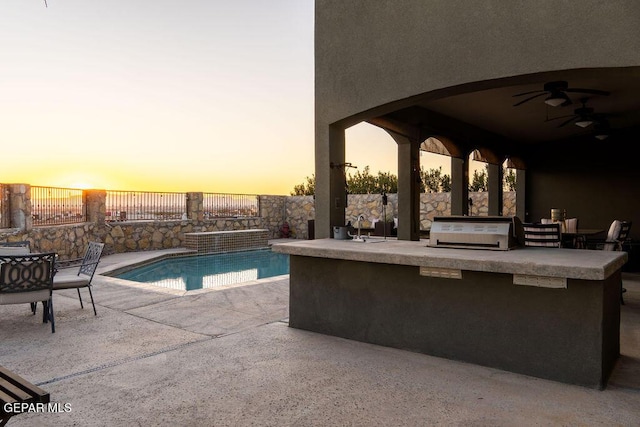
[348,236,387,243]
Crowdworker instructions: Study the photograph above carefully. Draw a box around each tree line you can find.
[291,165,517,196]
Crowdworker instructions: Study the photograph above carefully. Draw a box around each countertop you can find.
[272,238,628,280]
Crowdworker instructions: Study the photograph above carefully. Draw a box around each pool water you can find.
[117,249,289,291]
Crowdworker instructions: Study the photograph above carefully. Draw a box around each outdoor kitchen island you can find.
[272,238,628,389]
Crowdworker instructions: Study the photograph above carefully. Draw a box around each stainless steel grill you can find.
[428,216,523,250]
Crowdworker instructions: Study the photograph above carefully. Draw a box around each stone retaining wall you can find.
[1,218,261,261]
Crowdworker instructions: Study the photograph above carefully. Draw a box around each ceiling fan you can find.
[545,98,616,139]
[546,98,612,128]
[512,81,609,107]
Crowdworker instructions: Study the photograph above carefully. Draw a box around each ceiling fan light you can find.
[544,95,566,107]
[575,120,593,128]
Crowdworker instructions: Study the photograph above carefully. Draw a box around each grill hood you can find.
[428,216,523,250]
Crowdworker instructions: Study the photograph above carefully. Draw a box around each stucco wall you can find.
[313,1,640,239]
[315,0,640,126]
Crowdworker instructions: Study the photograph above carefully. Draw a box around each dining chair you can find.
[599,220,632,303]
[563,218,582,248]
[52,242,105,315]
[0,253,57,333]
[523,223,562,247]
[0,241,39,314]
[594,220,632,251]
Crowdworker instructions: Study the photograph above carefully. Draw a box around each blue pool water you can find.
[117,249,289,291]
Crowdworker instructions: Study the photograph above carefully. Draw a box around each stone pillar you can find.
[450,157,469,215]
[395,135,420,241]
[186,192,204,221]
[9,184,32,231]
[487,162,504,216]
[84,189,106,224]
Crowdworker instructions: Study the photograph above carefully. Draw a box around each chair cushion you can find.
[0,246,31,255]
[607,220,622,241]
[53,273,90,290]
[565,218,578,233]
[0,290,50,305]
[523,224,561,247]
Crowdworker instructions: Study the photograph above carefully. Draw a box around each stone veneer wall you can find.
[258,195,316,240]
[1,218,261,261]
[345,193,398,228]
[258,195,286,239]
[285,195,315,239]
[277,191,516,238]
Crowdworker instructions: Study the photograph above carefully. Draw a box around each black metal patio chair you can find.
[52,242,105,315]
[0,253,57,333]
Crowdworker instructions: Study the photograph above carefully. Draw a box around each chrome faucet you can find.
[357,215,365,238]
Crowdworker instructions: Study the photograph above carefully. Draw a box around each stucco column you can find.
[450,157,469,215]
[394,135,420,241]
[315,124,346,238]
[516,169,526,221]
[487,162,504,216]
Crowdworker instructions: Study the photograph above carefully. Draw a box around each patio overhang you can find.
[367,67,640,166]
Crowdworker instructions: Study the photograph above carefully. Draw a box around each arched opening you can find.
[468,150,489,216]
[342,122,399,233]
[345,122,398,178]
[502,158,517,217]
[468,148,505,216]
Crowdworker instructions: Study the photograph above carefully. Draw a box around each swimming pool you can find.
[116,249,289,291]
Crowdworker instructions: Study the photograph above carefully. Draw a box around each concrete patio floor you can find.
[1,248,639,426]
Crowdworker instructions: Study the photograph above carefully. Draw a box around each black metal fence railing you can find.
[105,191,187,222]
[31,186,85,226]
[1,187,262,228]
[0,184,9,228]
[203,193,259,219]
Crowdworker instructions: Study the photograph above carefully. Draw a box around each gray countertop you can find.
[272,238,628,280]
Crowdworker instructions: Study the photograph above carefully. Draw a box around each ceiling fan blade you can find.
[513,90,545,97]
[560,98,573,107]
[513,92,547,106]
[558,117,578,127]
[565,88,610,96]
[545,114,575,122]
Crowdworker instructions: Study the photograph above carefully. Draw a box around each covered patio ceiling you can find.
[369,67,640,161]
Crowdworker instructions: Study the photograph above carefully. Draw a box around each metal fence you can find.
[31,186,85,226]
[105,190,187,222]
[1,187,261,228]
[0,184,9,228]
[203,193,259,219]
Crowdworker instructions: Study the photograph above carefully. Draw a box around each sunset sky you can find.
[1,0,447,195]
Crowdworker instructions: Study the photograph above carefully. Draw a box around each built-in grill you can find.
[428,216,523,250]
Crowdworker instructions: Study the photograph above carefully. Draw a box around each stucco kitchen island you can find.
[272,238,628,389]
